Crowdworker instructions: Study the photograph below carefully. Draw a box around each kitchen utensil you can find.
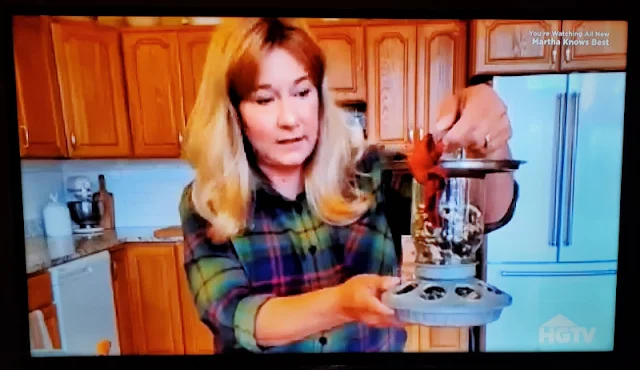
[153,226,183,239]
[93,174,115,230]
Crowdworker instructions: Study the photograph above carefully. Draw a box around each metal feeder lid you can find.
[438,158,526,178]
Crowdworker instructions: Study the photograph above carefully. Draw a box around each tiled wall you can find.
[20,159,195,237]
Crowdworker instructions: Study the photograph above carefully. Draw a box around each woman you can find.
[179,17,518,354]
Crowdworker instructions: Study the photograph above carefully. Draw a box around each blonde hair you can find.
[182,17,372,243]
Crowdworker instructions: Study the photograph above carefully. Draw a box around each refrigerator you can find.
[481,72,625,352]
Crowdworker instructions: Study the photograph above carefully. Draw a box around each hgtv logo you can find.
[538,315,596,344]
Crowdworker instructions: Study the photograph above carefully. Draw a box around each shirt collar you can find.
[247,171,307,226]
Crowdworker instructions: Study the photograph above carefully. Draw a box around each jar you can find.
[43,194,73,237]
[410,175,485,266]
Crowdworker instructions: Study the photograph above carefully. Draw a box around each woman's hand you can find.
[407,134,445,185]
[432,83,512,158]
[337,274,403,328]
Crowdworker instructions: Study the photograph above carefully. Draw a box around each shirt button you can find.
[319,336,327,346]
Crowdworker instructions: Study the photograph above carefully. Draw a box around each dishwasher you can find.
[49,250,121,355]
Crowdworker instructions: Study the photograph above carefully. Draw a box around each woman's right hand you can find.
[407,134,445,185]
[336,274,403,328]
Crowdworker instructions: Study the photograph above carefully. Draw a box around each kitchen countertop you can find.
[24,227,184,276]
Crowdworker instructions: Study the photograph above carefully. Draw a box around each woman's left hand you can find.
[431,83,511,158]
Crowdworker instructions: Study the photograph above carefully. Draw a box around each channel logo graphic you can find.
[538,314,596,344]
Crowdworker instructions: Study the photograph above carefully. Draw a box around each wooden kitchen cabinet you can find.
[121,30,186,157]
[175,242,215,354]
[470,20,627,76]
[559,21,627,71]
[50,19,132,158]
[404,326,469,352]
[178,28,214,120]
[12,16,68,158]
[470,20,562,75]
[400,243,469,352]
[110,242,214,355]
[365,21,466,153]
[309,23,367,102]
[27,271,61,349]
[110,243,185,355]
[120,26,215,158]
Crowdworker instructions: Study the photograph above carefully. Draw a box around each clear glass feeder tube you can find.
[410,176,486,265]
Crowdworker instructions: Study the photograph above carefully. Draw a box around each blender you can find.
[66,176,104,234]
[382,148,524,327]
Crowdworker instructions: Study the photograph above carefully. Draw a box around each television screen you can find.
[11,14,628,362]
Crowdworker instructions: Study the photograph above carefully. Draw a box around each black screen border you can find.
[1,1,634,369]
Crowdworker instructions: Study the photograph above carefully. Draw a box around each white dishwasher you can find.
[49,250,121,355]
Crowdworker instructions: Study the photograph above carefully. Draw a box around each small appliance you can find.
[382,150,524,327]
[66,176,103,234]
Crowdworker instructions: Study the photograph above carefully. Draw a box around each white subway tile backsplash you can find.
[20,158,196,234]
[20,160,63,173]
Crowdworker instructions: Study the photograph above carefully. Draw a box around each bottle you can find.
[42,193,73,236]
[93,174,115,229]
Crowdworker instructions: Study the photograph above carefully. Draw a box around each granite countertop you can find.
[24,227,184,276]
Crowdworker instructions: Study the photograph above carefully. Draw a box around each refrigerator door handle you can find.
[563,93,580,247]
[548,93,566,247]
[500,269,616,277]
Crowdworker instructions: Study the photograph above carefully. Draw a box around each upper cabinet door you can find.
[470,20,563,75]
[310,24,366,102]
[416,21,467,138]
[12,16,67,158]
[122,30,186,158]
[50,20,132,158]
[365,24,417,152]
[177,27,214,121]
[559,21,627,71]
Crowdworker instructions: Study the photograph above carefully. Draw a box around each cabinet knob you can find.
[71,133,76,147]
[20,125,29,148]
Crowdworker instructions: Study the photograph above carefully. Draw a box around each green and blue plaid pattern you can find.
[180,148,406,353]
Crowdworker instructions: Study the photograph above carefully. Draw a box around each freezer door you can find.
[484,262,617,352]
[489,75,568,263]
[558,72,626,263]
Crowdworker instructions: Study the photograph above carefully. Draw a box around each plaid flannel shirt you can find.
[179,146,518,354]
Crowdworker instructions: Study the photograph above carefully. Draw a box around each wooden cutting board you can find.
[153,226,183,238]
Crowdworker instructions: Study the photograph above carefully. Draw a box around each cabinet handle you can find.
[419,128,424,140]
[178,132,183,145]
[565,48,571,62]
[71,133,76,147]
[552,48,557,64]
[408,129,414,143]
[20,125,29,148]
[111,261,117,280]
